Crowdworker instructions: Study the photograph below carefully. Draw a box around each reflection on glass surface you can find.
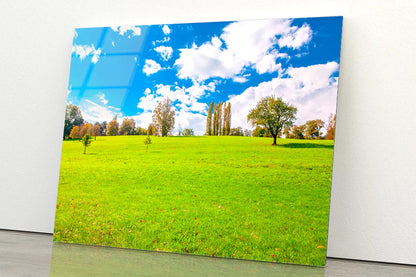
[50,242,324,276]
[87,55,138,87]
[2,230,415,277]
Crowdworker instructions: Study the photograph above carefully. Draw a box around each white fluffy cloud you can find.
[278,23,312,49]
[220,19,291,64]
[72,44,102,64]
[184,81,215,99]
[255,53,282,74]
[154,37,170,44]
[155,46,173,61]
[175,111,206,136]
[136,93,164,112]
[137,81,213,113]
[97,93,108,105]
[79,100,120,123]
[129,112,153,129]
[175,19,311,81]
[175,37,245,81]
[162,25,171,35]
[286,61,339,91]
[228,62,339,131]
[143,59,162,75]
[111,25,141,37]
[232,76,249,83]
[135,80,215,134]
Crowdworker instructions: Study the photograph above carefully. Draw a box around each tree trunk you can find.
[272,135,277,145]
[84,146,86,154]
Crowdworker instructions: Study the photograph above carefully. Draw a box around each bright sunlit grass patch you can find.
[54,136,333,266]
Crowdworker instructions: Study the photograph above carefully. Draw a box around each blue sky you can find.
[67,17,342,135]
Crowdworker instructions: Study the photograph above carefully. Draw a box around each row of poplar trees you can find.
[205,101,231,136]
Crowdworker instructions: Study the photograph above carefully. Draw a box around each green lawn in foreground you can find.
[54,136,334,266]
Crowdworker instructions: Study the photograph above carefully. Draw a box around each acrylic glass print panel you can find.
[54,17,342,266]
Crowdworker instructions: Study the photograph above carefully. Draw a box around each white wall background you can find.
[0,0,415,265]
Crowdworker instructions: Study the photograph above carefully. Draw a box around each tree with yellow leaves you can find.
[69,126,80,139]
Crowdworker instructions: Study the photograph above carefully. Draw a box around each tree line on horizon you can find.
[253,116,335,140]
[64,99,177,140]
[204,98,335,142]
[65,110,149,140]
[247,96,336,144]
[64,97,336,142]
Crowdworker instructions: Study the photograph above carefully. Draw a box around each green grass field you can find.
[54,136,334,266]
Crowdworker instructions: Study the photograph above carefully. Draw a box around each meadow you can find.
[54,136,334,266]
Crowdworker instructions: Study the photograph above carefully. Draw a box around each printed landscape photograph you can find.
[54,16,343,266]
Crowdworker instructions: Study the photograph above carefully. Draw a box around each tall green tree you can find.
[152,98,175,137]
[206,101,214,135]
[223,102,227,135]
[144,135,152,152]
[247,96,297,145]
[222,102,231,136]
[212,103,218,136]
[217,102,223,136]
[81,132,93,154]
[64,104,84,139]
